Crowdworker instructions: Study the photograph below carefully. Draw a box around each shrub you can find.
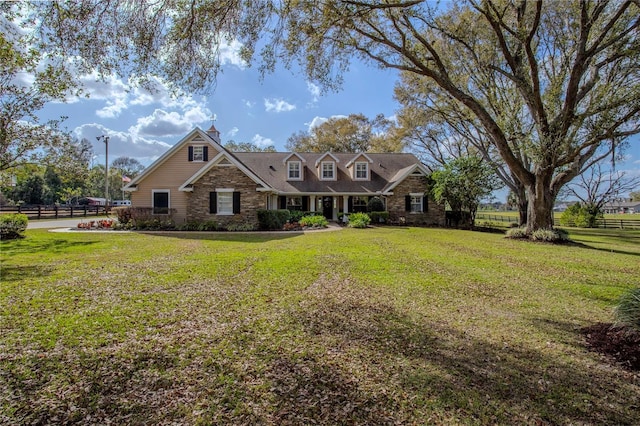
[225,222,256,232]
[530,228,569,243]
[505,227,528,239]
[257,209,291,230]
[614,288,640,331]
[367,196,385,212]
[0,213,28,239]
[177,220,219,231]
[112,206,132,224]
[299,215,328,228]
[348,212,371,228]
[560,203,601,228]
[369,211,389,223]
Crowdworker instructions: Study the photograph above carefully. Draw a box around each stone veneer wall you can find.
[386,175,445,226]
[187,166,265,228]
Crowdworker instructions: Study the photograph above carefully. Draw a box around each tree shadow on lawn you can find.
[136,230,303,243]
[284,292,638,424]
[0,238,99,255]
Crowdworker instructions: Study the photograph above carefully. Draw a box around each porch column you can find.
[309,195,316,212]
[343,195,349,214]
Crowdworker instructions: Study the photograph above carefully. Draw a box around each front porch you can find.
[268,194,376,221]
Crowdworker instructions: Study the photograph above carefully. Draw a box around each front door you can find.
[322,196,333,219]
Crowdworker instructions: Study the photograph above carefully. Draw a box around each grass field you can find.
[2,227,639,424]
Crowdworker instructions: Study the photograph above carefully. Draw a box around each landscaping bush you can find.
[176,220,219,231]
[560,203,601,228]
[530,228,569,243]
[111,206,132,224]
[257,209,291,230]
[505,227,529,239]
[348,212,371,228]
[299,215,328,228]
[0,213,28,239]
[289,210,319,222]
[367,196,385,212]
[369,211,389,223]
[225,222,257,232]
[615,288,640,331]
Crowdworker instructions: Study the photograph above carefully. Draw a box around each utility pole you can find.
[96,135,110,207]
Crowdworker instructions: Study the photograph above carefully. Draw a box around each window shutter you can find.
[209,192,217,213]
[405,195,411,212]
[233,192,241,214]
[279,196,287,210]
[422,195,428,212]
[203,146,209,161]
[302,196,309,211]
[188,146,194,161]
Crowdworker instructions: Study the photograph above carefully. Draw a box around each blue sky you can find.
[38,42,638,195]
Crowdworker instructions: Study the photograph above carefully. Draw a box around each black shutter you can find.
[233,192,241,214]
[422,195,428,212]
[405,195,411,212]
[348,196,353,212]
[302,196,309,211]
[188,146,194,161]
[209,192,217,213]
[279,196,287,210]
[203,146,209,161]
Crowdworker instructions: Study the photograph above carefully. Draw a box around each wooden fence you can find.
[475,213,640,230]
[0,205,109,220]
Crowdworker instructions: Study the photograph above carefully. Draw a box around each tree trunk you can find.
[514,184,528,227]
[525,176,556,233]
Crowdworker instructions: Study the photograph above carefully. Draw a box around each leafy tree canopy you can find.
[224,140,277,152]
[286,114,403,153]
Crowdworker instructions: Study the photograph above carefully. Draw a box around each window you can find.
[217,191,233,215]
[350,196,369,213]
[287,196,303,211]
[152,190,169,214]
[210,190,240,215]
[288,161,301,180]
[355,162,368,180]
[188,145,208,162]
[321,161,335,180]
[405,194,427,213]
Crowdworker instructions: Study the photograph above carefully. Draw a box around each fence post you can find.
[54,205,58,219]
[70,206,74,218]
[37,205,41,219]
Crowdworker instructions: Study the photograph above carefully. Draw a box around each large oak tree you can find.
[14,0,640,232]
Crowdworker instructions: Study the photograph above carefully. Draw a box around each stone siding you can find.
[187,166,265,228]
[386,175,445,226]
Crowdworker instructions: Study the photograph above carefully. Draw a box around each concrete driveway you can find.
[27,217,109,229]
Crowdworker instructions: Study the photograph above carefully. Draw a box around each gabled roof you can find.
[179,151,271,191]
[282,152,306,163]
[345,153,374,167]
[235,152,425,195]
[124,127,224,190]
[314,152,340,167]
[381,162,431,194]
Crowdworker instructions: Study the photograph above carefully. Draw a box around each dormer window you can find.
[288,161,302,180]
[355,162,368,180]
[321,161,335,180]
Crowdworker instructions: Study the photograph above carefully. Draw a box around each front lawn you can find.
[1,227,639,424]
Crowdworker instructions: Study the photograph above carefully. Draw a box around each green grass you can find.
[2,227,639,424]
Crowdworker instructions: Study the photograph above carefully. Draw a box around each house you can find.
[124,126,445,228]
[602,200,640,214]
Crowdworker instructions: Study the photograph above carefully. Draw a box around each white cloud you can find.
[219,39,248,69]
[129,106,211,138]
[72,123,172,166]
[227,127,239,137]
[305,115,347,132]
[264,98,296,113]
[307,82,321,103]
[252,134,274,147]
[244,99,255,108]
